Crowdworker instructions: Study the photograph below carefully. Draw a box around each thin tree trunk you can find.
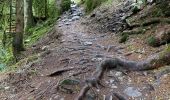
[13,0,25,61]
[24,0,34,33]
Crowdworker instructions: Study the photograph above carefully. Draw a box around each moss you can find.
[85,0,107,13]
[119,34,129,43]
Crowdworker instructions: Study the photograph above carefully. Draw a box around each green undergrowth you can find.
[0,47,14,72]
[84,0,109,13]
[0,54,40,73]
[61,0,71,13]
[150,1,170,17]
[25,19,54,46]
[0,19,55,72]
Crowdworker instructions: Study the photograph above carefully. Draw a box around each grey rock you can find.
[124,87,142,97]
[83,41,93,46]
[58,24,63,27]
[65,22,71,25]
[72,16,80,21]
[41,45,49,51]
[77,59,89,65]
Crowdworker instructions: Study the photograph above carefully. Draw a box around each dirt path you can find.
[0,2,170,100]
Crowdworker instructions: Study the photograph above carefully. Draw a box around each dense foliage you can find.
[84,0,107,12]
[0,0,63,71]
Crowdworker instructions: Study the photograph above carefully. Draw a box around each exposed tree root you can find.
[47,67,75,77]
[112,93,126,100]
[125,18,170,29]
[121,28,146,35]
[75,84,91,100]
[75,47,170,99]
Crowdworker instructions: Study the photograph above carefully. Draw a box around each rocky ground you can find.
[0,1,170,100]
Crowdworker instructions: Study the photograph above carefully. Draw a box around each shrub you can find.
[48,1,60,19]
[85,0,106,12]
[147,36,159,47]
[61,0,71,13]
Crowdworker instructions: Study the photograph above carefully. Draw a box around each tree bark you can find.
[13,0,25,61]
[24,0,34,33]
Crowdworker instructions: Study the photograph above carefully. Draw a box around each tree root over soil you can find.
[126,18,170,29]
[75,47,170,100]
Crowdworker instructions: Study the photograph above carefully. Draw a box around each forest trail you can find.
[0,2,170,100]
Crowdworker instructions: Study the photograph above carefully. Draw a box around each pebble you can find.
[72,16,80,21]
[58,24,63,27]
[111,84,118,89]
[4,86,10,90]
[115,72,122,76]
[41,45,49,51]
[83,41,93,46]
[65,22,71,25]
[118,76,124,81]
[91,58,103,62]
[109,79,115,84]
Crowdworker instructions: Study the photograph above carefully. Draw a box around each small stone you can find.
[128,78,132,83]
[96,89,100,92]
[115,72,122,76]
[118,76,124,81]
[105,81,109,84]
[138,55,142,59]
[65,22,71,25]
[109,79,115,84]
[41,45,49,51]
[83,41,93,46]
[111,84,117,89]
[54,95,60,99]
[4,86,10,90]
[143,72,148,76]
[124,87,142,97]
[68,19,73,22]
[58,24,62,27]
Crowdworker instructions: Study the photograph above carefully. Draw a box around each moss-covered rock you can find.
[119,34,129,43]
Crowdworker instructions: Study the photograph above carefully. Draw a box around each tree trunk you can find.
[56,0,62,14]
[24,0,34,33]
[13,0,25,61]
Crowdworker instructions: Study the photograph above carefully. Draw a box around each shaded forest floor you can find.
[0,1,170,100]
